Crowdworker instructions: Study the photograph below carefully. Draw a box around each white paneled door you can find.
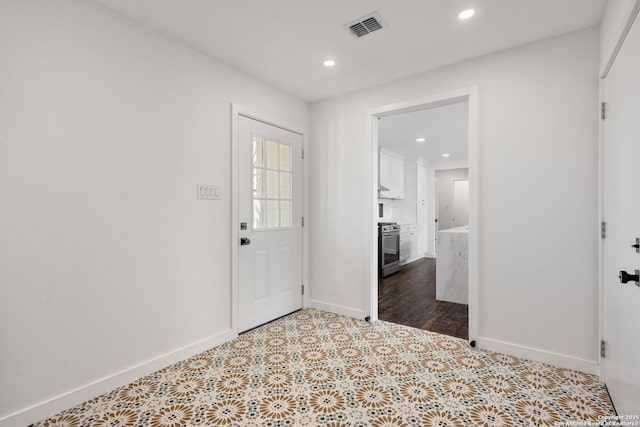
[238,116,302,332]
[602,10,640,415]
[452,179,469,228]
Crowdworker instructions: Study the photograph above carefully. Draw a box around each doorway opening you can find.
[367,88,478,344]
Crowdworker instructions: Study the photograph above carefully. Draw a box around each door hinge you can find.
[601,102,607,120]
[302,148,305,159]
[601,340,606,358]
[601,221,606,239]
[301,284,304,295]
[302,216,305,227]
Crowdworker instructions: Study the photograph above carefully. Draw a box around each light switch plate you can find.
[197,184,220,200]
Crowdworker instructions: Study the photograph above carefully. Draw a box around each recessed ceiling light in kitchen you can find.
[416,137,426,143]
[323,60,336,67]
[442,153,451,157]
[458,9,475,20]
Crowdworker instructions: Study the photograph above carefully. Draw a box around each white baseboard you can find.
[1,329,236,427]
[477,337,599,375]
[309,300,366,321]
[425,252,436,258]
[403,254,425,265]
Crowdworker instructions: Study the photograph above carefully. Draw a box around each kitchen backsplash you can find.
[378,199,394,222]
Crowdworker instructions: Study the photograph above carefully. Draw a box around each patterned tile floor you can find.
[33,309,615,427]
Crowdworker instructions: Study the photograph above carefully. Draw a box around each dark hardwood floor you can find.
[378,257,468,340]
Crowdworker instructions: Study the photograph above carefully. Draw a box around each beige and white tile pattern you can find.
[31,309,614,426]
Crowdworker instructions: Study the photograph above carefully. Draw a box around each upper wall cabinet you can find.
[379,148,405,199]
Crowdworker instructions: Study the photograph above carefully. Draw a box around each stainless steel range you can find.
[378,222,401,277]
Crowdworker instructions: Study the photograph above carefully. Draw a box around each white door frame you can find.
[434,176,439,254]
[230,103,309,335]
[451,178,470,228]
[598,0,640,380]
[416,158,430,257]
[366,87,479,344]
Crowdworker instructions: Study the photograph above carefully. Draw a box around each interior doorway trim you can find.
[597,0,640,382]
[366,87,479,344]
[600,0,640,79]
[230,103,309,336]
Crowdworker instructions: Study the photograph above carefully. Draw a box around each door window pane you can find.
[280,201,291,227]
[280,172,291,199]
[280,145,290,171]
[266,140,279,169]
[253,199,264,229]
[267,200,279,228]
[251,138,294,230]
[253,168,264,198]
[253,137,264,167]
[266,170,279,199]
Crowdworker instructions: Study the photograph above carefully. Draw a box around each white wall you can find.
[0,0,308,424]
[309,28,600,371]
[436,168,469,230]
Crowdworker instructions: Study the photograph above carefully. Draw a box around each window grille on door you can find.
[252,136,292,230]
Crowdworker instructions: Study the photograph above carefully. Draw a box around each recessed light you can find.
[442,153,451,157]
[323,60,336,67]
[416,137,426,143]
[458,9,475,20]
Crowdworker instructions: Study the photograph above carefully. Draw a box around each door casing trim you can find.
[230,103,308,335]
[598,0,640,382]
[365,86,479,343]
[600,0,640,79]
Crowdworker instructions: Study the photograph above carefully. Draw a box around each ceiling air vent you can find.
[344,12,386,38]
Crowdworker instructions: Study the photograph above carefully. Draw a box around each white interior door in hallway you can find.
[602,8,640,415]
[452,179,469,228]
[238,116,302,332]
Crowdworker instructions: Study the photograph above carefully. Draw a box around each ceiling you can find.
[93,0,607,102]
[378,101,468,165]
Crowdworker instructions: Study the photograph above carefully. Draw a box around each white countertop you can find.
[438,225,469,233]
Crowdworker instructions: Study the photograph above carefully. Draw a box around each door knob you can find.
[618,270,640,285]
[240,237,251,246]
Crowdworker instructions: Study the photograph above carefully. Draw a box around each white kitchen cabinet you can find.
[378,149,405,199]
[399,223,418,264]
